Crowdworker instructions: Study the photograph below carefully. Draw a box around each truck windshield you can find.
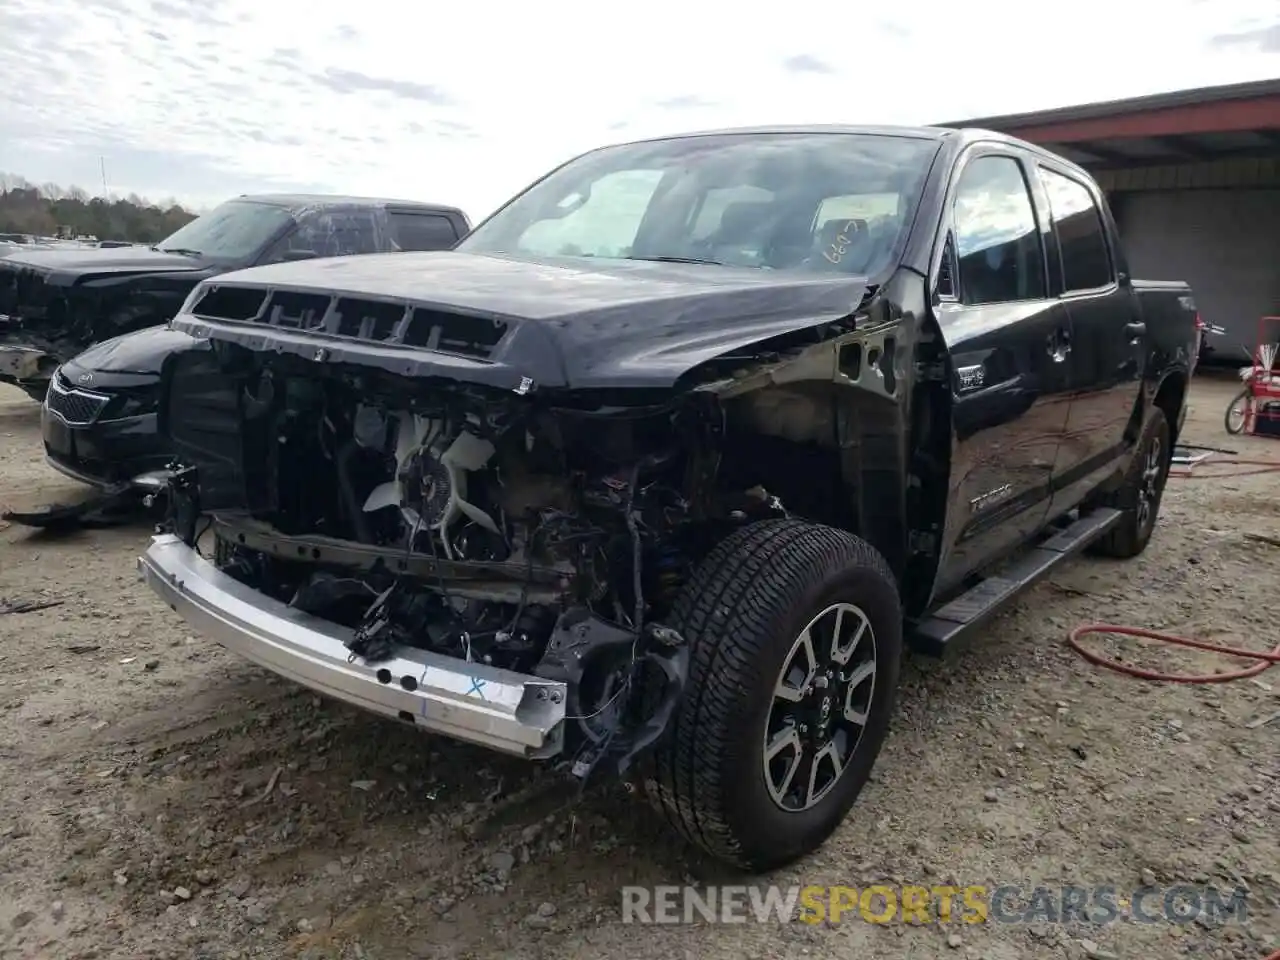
[155,200,294,262]
[458,132,939,276]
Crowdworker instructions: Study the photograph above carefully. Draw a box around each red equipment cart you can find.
[1224,316,1280,438]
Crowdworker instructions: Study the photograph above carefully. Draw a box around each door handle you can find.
[1125,321,1146,337]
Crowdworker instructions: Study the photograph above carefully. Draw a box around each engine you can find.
[180,366,790,778]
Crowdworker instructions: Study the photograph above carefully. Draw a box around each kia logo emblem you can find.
[77,373,93,385]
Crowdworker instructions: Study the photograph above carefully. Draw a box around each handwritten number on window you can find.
[823,220,863,265]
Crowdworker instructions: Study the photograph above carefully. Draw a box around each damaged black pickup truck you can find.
[0,194,470,400]
[138,125,1198,872]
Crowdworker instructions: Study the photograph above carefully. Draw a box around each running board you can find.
[909,508,1123,656]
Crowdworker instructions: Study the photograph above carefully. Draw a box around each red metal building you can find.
[943,79,1280,361]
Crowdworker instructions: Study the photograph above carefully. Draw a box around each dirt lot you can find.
[1,374,1277,960]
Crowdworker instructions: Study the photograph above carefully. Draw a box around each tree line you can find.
[0,173,198,243]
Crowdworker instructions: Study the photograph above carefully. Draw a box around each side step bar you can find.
[909,508,1122,656]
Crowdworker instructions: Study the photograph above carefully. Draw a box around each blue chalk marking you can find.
[466,676,488,700]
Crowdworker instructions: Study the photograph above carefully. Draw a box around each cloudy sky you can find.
[1,0,1277,221]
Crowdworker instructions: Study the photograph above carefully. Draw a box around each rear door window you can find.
[1038,167,1114,293]
[390,213,460,251]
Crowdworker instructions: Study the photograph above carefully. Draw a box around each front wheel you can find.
[1224,388,1250,435]
[642,519,902,872]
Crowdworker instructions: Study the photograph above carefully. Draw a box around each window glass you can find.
[157,200,294,262]
[259,208,384,263]
[952,156,1046,305]
[390,213,459,251]
[689,185,775,240]
[814,193,900,226]
[290,209,382,258]
[458,132,939,275]
[1039,167,1113,292]
[514,170,664,259]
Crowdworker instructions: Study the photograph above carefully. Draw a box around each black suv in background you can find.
[3,194,470,398]
[33,195,470,496]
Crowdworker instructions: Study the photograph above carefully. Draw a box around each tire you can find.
[1089,406,1171,559]
[1224,388,1249,435]
[641,519,902,872]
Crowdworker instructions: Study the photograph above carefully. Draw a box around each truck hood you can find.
[2,245,213,285]
[63,325,201,378]
[176,251,873,390]
[0,251,215,368]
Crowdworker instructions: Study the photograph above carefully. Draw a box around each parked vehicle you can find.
[138,125,1198,872]
[37,326,207,496]
[36,198,471,498]
[0,194,470,400]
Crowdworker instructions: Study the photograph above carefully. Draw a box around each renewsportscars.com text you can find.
[620,884,1249,926]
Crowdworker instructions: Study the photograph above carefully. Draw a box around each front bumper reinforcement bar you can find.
[137,534,567,758]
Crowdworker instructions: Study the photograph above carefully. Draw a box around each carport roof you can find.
[938,79,1280,169]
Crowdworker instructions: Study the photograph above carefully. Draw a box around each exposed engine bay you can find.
[0,259,179,393]
[165,349,823,780]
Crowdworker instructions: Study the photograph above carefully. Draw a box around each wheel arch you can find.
[1152,368,1189,449]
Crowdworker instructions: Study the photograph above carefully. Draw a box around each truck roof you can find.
[620,123,953,143]
[609,124,1096,181]
[236,193,468,218]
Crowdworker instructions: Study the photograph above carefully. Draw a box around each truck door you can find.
[1034,163,1140,511]
[931,149,1074,598]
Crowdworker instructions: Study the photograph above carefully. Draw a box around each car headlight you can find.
[42,367,63,405]
[116,393,159,417]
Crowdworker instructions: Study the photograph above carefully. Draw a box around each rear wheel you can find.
[1224,388,1250,435]
[641,519,902,872]
[1089,407,1171,559]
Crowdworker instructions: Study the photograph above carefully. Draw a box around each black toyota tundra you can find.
[137,125,1198,873]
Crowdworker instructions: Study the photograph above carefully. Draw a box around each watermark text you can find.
[620,884,1248,926]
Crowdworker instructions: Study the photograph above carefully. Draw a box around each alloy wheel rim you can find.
[762,602,877,813]
[1136,434,1163,532]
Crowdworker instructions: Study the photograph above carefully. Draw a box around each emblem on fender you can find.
[956,364,985,391]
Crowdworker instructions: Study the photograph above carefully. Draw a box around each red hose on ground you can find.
[1067,454,1280,683]
[1066,623,1280,683]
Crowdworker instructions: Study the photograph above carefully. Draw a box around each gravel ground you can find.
[1,373,1277,960]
